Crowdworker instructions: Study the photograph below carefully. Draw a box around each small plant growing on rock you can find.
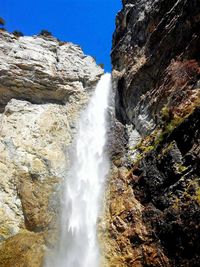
[59,40,66,46]
[12,30,24,37]
[39,29,52,37]
[160,105,173,122]
[175,163,188,174]
[0,17,5,26]
[98,63,104,69]
[0,17,6,31]
[195,187,200,205]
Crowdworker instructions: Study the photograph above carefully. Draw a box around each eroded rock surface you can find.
[103,0,200,266]
[0,31,103,266]
[0,31,102,111]
[112,0,200,135]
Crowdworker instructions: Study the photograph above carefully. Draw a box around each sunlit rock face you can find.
[0,30,103,266]
[0,31,102,111]
[103,0,200,266]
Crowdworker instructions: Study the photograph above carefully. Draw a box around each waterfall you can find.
[45,73,111,267]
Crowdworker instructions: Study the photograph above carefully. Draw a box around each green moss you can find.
[171,179,200,209]
[175,163,188,173]
[166,115,184,132]
[130,112,187,166]
[153,115,184,147]
[155,101,200,149]
[162,142,174,155]
[136,154,143,161]
[154,132,165,145]
[195,188,200,205]
[129,102,199,166]
[134,141,142,150]
[137,144,154,153]
[157,142,174,159]
[143,145,155,153]
[172,197,180,210]
[161,106,171,122]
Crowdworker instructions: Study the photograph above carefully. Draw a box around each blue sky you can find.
[1,0,122,71]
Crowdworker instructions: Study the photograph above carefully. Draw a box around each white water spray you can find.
[45,73,111,267]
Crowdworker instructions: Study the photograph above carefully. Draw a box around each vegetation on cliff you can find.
[105,0,200,266]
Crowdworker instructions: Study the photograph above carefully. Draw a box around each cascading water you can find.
[45,73,111,267]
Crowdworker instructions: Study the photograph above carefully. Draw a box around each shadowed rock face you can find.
[132,108,200,266]
[112,0,200,135]
[102,0,200,266]
[0,31,103,266]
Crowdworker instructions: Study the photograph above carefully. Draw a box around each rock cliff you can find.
[0,30,103,266]
[102,0,200,266]
[1,1,200,266]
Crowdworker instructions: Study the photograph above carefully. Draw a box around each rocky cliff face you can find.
[0,31,103,267]
[103,0,200,266]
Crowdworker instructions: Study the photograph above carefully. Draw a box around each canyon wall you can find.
[102,0,200,266]
[0,1,200,266]
[0,31,103,267]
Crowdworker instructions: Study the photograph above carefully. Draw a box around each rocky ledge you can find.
[0,30,103,267]
[102,0,200,266]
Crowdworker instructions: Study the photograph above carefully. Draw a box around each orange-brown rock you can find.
[0,231,45,267]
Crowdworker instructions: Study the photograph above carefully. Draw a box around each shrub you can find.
[160,106,171,122]
[39,29,52,37]
[98,63,104,69]
[0,17,5,26]
[13,30,24,37]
